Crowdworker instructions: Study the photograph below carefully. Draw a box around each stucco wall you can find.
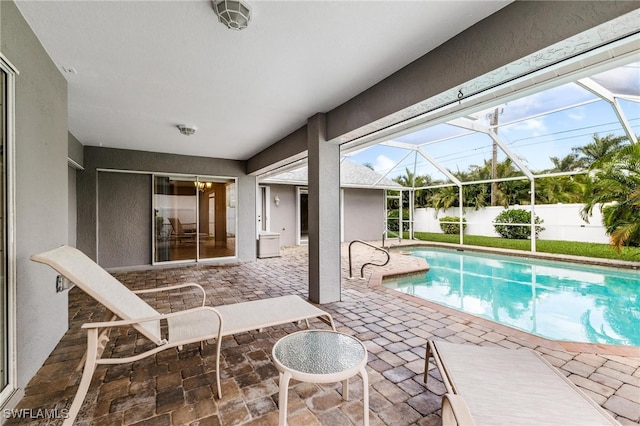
[1,1,69,388]
[343,188,385,242]
[77,147,257,266]
[265,185,386,246]
[98,172,152,268]
[267,184,298,247]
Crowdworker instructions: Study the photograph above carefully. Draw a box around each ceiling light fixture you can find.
[212,0,251,30]
[194,181,212,192]
[177,124,196,136]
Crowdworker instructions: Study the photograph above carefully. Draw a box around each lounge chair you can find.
[31,245,335,426]
[425,340,620,426]
[168,217,200,243]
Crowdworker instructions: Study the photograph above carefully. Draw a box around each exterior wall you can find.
[1,0,69,389]
[343,188,385,242]
[265,185,386,246]
[97,172,152,268]
[267,184,298,247]
[77,147,257,267]
[414,204,608,244]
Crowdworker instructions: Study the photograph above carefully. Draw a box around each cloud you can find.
[568,111,585,121]
[503,118,547,136]
[373,154,397,174]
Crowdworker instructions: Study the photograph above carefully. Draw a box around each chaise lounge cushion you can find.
[426,340,620,426]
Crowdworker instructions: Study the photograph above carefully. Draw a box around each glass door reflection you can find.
[154,176,198,262]
[198,180,236,260]
[154,176,236,263]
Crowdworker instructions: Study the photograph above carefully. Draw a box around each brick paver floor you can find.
[8,243,640,425]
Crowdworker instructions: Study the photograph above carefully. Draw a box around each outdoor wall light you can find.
[274,195,280,206]
[212,0,251,30]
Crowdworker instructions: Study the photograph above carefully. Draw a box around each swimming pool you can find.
[383,247,640,346]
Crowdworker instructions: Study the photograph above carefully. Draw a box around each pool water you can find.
[383,248,640,346]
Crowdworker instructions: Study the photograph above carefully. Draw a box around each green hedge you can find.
[493,209,544,239]
[439,216,467,234]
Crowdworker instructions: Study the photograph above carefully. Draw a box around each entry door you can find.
[297,187,308,245]
[257,186,270,232]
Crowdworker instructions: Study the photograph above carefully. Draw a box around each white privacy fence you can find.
[413,204,609,244]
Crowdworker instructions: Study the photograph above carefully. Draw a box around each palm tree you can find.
[393,167,417,209]
[463,183,490,209]
[549,153,584,172]
[490,159,528,206]
[414,174,436,208]
[573,134,628,167]
[393,168,437,208]
[535,175,583,204]
[581,143,640,251]
[429,184,460,213]
[393,167,416,188]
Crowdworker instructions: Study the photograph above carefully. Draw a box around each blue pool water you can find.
[383,248,640,346]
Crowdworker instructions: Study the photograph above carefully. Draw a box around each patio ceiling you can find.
[14,0,511,161]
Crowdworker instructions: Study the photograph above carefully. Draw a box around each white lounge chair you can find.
[168,217,205,243]
[31,245,335,426]
[425,340,620,426]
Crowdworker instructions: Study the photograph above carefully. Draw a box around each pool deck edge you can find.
[384,240,640,270]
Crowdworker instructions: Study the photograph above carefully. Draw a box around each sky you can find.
[345,60,640,182]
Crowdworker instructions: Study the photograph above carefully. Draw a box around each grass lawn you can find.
[408,232,640,262]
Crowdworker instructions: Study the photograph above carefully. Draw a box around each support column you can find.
[307,113,341,304]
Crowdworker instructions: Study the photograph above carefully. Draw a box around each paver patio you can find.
[8,243,640,425]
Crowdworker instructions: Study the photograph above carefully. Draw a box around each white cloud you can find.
[373,154,397,174]
[504,118,547,136]
[568,111,585,121]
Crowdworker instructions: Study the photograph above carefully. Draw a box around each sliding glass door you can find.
[0,55,17,407]
[153,175,236,263]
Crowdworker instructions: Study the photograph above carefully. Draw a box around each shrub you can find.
[439,216,467,234]
[387,209,410,232]
[493,209,545,239]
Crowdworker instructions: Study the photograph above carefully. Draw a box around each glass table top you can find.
[273,330,366,375]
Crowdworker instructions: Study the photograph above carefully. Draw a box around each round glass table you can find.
[272,329,369,426]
